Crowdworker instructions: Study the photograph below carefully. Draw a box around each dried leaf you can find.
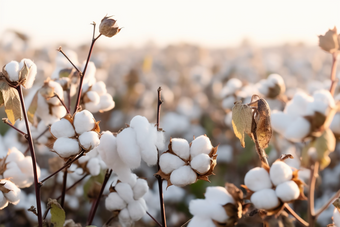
[27,90,39,124]
[333,198,340,212]
[280,154,294,161]
[18,62,30,87]
[319,27,339,53]
[232,101,253,147]
[0,155,8,175]
[40,82,55,99]
[0,80,22,124]
[0,90,4,108]
[315,128,336,170]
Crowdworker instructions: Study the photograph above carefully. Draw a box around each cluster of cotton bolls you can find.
[271,89,335,142]
[77,147,107,176]
[51,110,100,158]
[3,58,37,89]
[105,175,148,227]
[158,135,217,187]
[83,81,115,113]
[244,161,302,211]
[188,186,235,227]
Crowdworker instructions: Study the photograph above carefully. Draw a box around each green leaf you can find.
[231,101,253,147]
[27,90,39,124]
[315,128,336,170]
[48,199,65,227]
[0,81,22,124]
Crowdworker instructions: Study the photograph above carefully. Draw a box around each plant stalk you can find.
[308,162,319,226]
[284,203,309,227]
[329,52,338,96]
[60,168,68,208]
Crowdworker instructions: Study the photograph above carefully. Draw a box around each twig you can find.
[308,162,319,226]
[284,203,309,227]
[329,52,338,96]
[86,169,112,225]
[56,174,89,200]
[57,47,82,76]
[315,189,340,218]
[60,168,68,208]
[51,92,70,114]
[2,118,27,137]
[16,85,43,227]
[156,87,167,227]
[181,218,192,227]
[147,211,162,227]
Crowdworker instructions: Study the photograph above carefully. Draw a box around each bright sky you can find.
[1,0,340,49]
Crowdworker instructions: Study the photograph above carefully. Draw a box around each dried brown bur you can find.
[231,101,253,147]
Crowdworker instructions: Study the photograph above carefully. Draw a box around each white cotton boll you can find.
[271,111,295,135]
[19,157,40,186]
[115,183,134,204]
[53,137,80,158]
[119,208,132,224]
[87,158,101,176]
[156,129,165,151]
[284,92,314,117]
[73,110,95,134]
[189,199,228,223]
[190,135,213,158]
[117,128,141,169]
[132,179,149,200]
[126,173,138,188]
[251,189,280,210]
[284,117,310,142]
[170,165,197,187]
[7,148,24,162]
[312,90,335,115]
[0,192,8,209]
[3,162,28,188]
[127,200,147,221]
[51,106,67,119]
[190,153,211,175]
[78,155,90,164]
[159,153,186,174]
[188,215,215,227]
[275,181,300,202]
[333,208,340,226]
[244,167,272,192]
[268,74,285,86]
[171,138,190,161]
[47,80,64,105]
[330,113,340,134]
[91,81,107,96]
[222,96,236,110]
[85,101,101,113]
[270,161,293,186]
[79,131,100,150]
[50,118,75,138]
[99,93,115,112]
[205,186,235,205]
[105,192,127,211]
[1,180,21,205]
[86,91,100,104]
[81,61,96,86]
[5,61,19,82]
[19,59,37,89]
[97,132,117,167]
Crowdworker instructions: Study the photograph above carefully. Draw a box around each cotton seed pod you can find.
[99,16,122,37]
[190,153,212,175]
[318,27,339,53]
[190,135,213,158]
[251,189,280,210]
[269,161,293,186]
[2,59,36,88]
[275,180,300,202]
[244,167,272,192]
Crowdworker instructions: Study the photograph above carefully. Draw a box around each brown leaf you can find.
[292,170,307,200]
[0,155,8,175]
[225,183,243,204]
[333,198,340,212]
[27,90,39,124]
[18,62,30,87]
[0,80,22,124]
[280,154,294,161]
[0,90,4,108]
[319,27,339,53]
[231,101,253,147]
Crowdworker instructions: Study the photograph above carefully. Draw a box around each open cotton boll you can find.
[50,118,75,138]
[6,148,24,163]
[19,59,37,89]
[73,110,95,134]
[270,161,293,186]
[190,153,211,175]
[47,80,64,105]
[127,200,147,221]
[171,138,190,161]
[3,162,28,188]
[86,158,101,176]
[333,208,340,226]
[159,153,186,174]
[284,92,314,117]
[105,192,127,211]
[0,193,8,209]
[190,135,213,158]
[330,113,340,134]
[119,208,132,225]
[244,167,272,192]
[1,180,21,205]
[117,128,141,169]
[115,183,134,204]
[188,215,215,227]
[53,137,80,158]
[5,61,20,82]
[170,165,197,187]
[251,189,280,210]
[51,106,67,119]
[132,179,149,200]
[271,111,295,135]
[130,115,150,139]
[99,93,115,112]
[205,186,235,205]
[91,81,107,96]
[78,131,100,150]
[312,90,335,115]
[85,101,101,113]
[86,91,100,104]
[284,117,310,142]
[97,132,118,167]
[189,199,228,223]
[275,180,299,202]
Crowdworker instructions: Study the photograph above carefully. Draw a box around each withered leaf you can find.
[18,62,30,87]
[27,90,39,124]
[333,198,340,212]
[315,128,336,170]
[0,80,22,124]
[0,90,4,108]
[39,82,55,99]
[280,154,294,161]
[319,27,339,53]
[232,101,253,147]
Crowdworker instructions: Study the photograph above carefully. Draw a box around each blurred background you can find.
[1,0,340,226]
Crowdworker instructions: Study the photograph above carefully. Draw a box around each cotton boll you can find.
[119,208,132,225]
[19,59,37,89]
[251,189,280,210]
[50,118,75,138]
[51,106,67,119]
[115,183,134,204]
[130,116,150,142]
[333,208,340,226]
[284,117,310,142]
[79,131,100,150]
[0,193,8,209]
[244,167,272,192]
[53,137,80,158]
[18,157,40,186]
[190,153,211,175]
[86,91,100,104]
[91,81,107,96]
[132,179,149,200]
[78,155,90,164]
[190,135,213,158]
[3,162,28,188]
[170,165,197,187]
[5,61,20,82]
[330,113,340,134]
[312,90,335,115]
[117,128,141,169]
[105,192,127,211]
[188,215,215,227]
[189,199,228,223]
[47,80,64,105]
[156,129,165,151]
[270,161,293,186]
[86,158,101,176]
[159,153,185,174]
[6,148,24,163]
[1,180,21,205]
[271,111,295,135]
[85,91,101,113]
[127,200,147,221]
[205,186,235,205]
[73,110,95,134]
[284,92,314,117]
[275,181,300,202]
[85,101,101,113]
[171,138,190,161]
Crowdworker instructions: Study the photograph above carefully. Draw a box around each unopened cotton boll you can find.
[189,199,228,223]
[251,189,280,210]
[117,128,141,169]
[1,180,21,205]
[50,118,75,138]
[170,165,197,187]
[188,215,215,227]
[205,186,235,205]
[284,117,310,142]
[78,131,100,150]
[190,135,213,158]
[99,94,115,112]
[127,199,147,221]
[73,110,95,134]
[133,179,149,200]
[19,59,37,89]
[105,192,127,211]
[171,138,190,161]
[270,161,293,186]
[159,153,185,174]
[244,167,272,191]
[115,183,134,204]
[190,153,211,174]
[53,137,80,158]
[275,181,300,202]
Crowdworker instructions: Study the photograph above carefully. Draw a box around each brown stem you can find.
[147,211,162,227]
[86,169,112,225]
[60,168,68,208]
[284,203,309,227]
[57,47,82,76]
[315,189,340,218]
[329,52,338,96]
[308,162,319,226]
[56,174,89,200]
[16,86,43,227]
[52,92,69,114]
[24,126,50,156]
[2,118,27,136]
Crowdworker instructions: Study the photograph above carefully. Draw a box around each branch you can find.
[308,162,319,225]
[284,203,309,227]
[2,118,27,137]
[56,174,89,200]
[51,92,69,114]
[315,189,340,218]
[329,52,338,96]
[147,211,162,227]
[60,168,68,208]
[57,47,82,76]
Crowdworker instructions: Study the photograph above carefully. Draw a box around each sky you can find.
[0,0,340,49]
